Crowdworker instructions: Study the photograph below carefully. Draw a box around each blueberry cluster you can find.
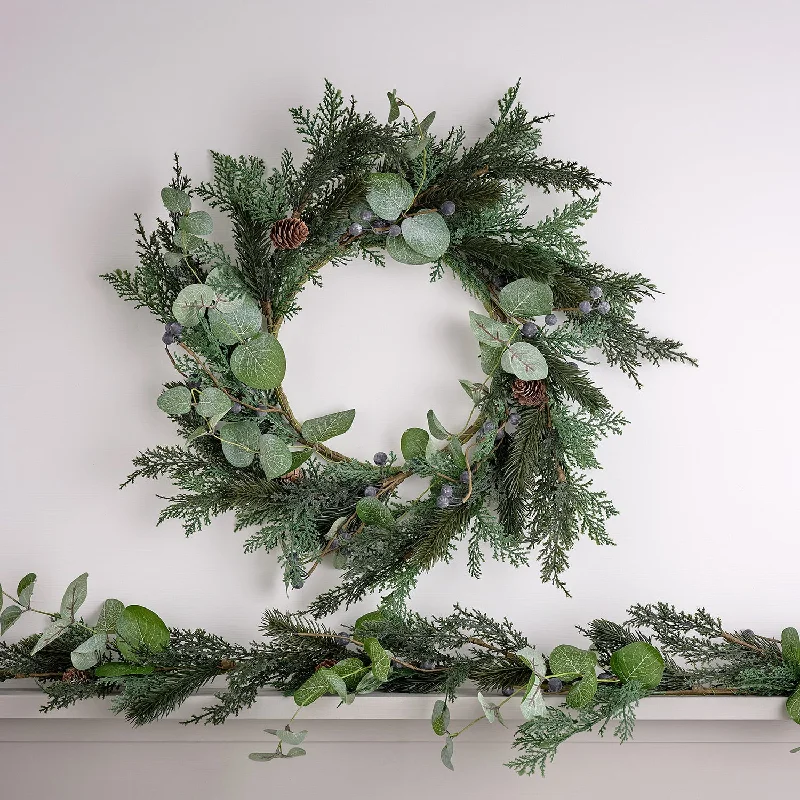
[578,286,611,316]
[344,201,455,240]
[161,321,183,345]
[373,452,388,466]
[364,485,378,497]
[435,483,454,509]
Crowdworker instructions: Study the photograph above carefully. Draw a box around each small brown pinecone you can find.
[282,468,305,484]
[315,659,338,672]
[511,378,547,408]
[270,216,309,249]
[219,659,236,671]
[62,668,91,684]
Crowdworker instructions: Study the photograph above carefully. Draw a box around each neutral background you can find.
[1,0,798,794]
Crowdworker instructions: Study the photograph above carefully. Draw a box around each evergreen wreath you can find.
[101,81,694,604]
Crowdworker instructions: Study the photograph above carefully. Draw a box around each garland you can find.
[1,572,798,775]
[101,81,695,604]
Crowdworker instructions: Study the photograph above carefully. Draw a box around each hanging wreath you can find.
[102,81,694,604]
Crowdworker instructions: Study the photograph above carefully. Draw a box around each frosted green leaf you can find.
[320,668,349,701]
[363,637,391,681]
[498,278,554,318]
[516,645,547,676]
[401,427,429,460]
[172,284,215,327]
[160,187,191,214]
[787,686,800,723]
[501,342,549,380]
[610,642,665,689]
[404,137,427,160]
[782,627,800,671]
[427,410,449,440]
[286,747,306,758]
[248,752,280,762]
[566,672,598,709]
[401,212,450,259]
[520,679,546,720]
[385,233,432,265]
[259,434,292,479]
[187,426,207,443]
[290,449,312,471]
[163,251,184,268]
[354,610,383,636]
[196,388,232,419]
[230,333,286,390]
[31,618,70,654]
[0,606,22,635]
[294,658,370,706]
[479,342,502,375]
[116,605,169,663]
[365,172,415,220]
[468,311,516,346]
[355,497,394,529]
[448,437,467,470]
[17,573,36,607]
[477,692,504,724]
[387,90,400,123]
[440,736,454,771]
[276,729,307,746]
[549,644,597,678]
[459,380,485,402]
[94,663,154,677]
[208,295,263,344]
[178,210,213,236]
[70,633,107,670]
[355,672,384,694]
[173,230,205,252]
[156,386,192,416]
[60,573,88,621]
[301,410,356,443]
[95,599,124,633]
[431,700,449,736]
[219,421,260,468]
[418,110,436,134]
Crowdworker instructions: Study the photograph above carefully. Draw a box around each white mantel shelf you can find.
[0,689,789,722]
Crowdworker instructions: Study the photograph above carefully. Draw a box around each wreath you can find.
[2,83,795,778]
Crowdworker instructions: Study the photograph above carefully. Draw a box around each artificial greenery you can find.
[1,572,798,774]
[103,81,695,602]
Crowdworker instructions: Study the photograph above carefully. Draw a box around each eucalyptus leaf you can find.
[290,449,312,471]
[248,752,281,762]
[387,91,400,123]
[497,278,554,318]
[157,386,192,416]
[431,699,449,736]
[427,409,449,440]
[196,388,232,419]
[385,233,432,265]
[208,295,263,345]
[178,210,213,236]
[259,434,293,479]
[173,230,205,252]
[365,173,415,220]
[219,421,260,468]
[448,437,467,470]
[355,497,395,529]
[31,618,70,655]
[477,692,503,724]
[401,212,450,259]
[172,284,215,327]
[301,410,356,443]
[70,633,107,670]
[353,610,384,636]
[400,427,429,460]
[286,747,307,758]
[116,605,169,663]
[230,333,286,390]
[163,251,184,268]
[276,729,307,746]
[782,627,800,671]
[60,573,88,621]
[787,686,800,724]
[187,425,207,443]
[500,342,549,380]
[363,637,391,681]
[459,380,486,402]
[355,671,384,694]
[479,341,503,374]
[294,658,370,706]
[94,662,154,677]
[566,672,598,709]
[95,599,125,633]
[0,605,22,635]
[320,668,349,701]
[404,137,427,160]
[440,736,454,771]
[418,110,436,134]
[468,311,516,347]
[160,187,191,214]
[17,573,36,607]
[610,642,665,689]
[548,644,597,679]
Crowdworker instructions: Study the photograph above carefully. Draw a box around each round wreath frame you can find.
[1,82,797,777]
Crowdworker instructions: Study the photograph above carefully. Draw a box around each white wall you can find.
[1,0,799,793]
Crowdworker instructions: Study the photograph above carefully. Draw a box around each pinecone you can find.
[282,468,305,484]
[62,668,90,684]
[270,216,309,249]
[219,659,236,671]
[315,659,338,672]
[511,378,547,408]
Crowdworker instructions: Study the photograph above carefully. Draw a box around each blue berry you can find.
[162,332,176,345]
[348,223,363,236]
[333,632,350,647]
[508,412,521,425]
[578,300,592,315]
[187,379,201,390]
[420,660,436,671]
[597,672,615,681]
[168,321,183,336]
[481,421,496,436]
[231,402,242,414]
[521,321,538,338]
[460,470,471,485]
[742,629,755,638]
[364,485,378,497]
[546,677,563,693]
[501,686,515,697]
[436,495,450,509]
[373,452,388,466]
[545,313,557,326]
[359,209,374,222]
[597,300,611,315]
[387,224,402,237]
[440,484,454,498]
[440,200,456,216]
[589,286,602,300]
[494,429,505,442]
